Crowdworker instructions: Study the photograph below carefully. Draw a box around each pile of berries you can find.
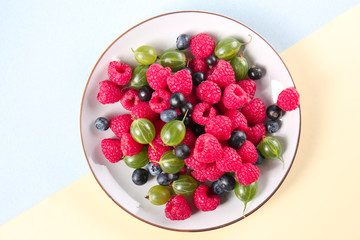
[95,33,300,220]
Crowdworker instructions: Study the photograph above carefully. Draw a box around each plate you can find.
[80,11,301,232]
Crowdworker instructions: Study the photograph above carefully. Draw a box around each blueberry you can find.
[147,162,162,176]
[265,120,280,133]
[132,168,149,185]
[205,55,217,66]
[192,71,205,85]
[174,144,191,159]
[210,180,226,196]
[254,149,265,165]
[266,104,282,120]
[180,102,193,115]
[138,86,154,101]
[176,34,191,50]
[192,123,205,136]
[169,92,186,108]
[160,109,178,122]
[94,117,110,131]
[248,66,263,80]
[217,174,236,192]
[167,173,180,181]
[228,130,247,149]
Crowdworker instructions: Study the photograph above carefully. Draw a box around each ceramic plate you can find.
[80,11,301,232]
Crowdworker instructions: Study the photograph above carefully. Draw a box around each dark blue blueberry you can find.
[180,102,193,115]
[174,144,191,159]
[254,149,265,165]
[138,86,154,101]
[160,109,178,122]
[176,34,191,50]
[266,104,282,120]
[132,168,149,185]
[94,117,110,131]
[205,55,217,66]
[248,66,263,80]
[210,180,226,196]
[167,173,180,181]
[192,71,205,85]
[147,162,162,176]
[169,92,186,108]
[265,120,280,133]
[228,130,247,149]
[157,172,171,186]
[217,174,236,192]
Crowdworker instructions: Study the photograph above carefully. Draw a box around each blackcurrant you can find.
[192,71,205,85]
[266,104,282,120]
[210,180,226,196]
[192,123,205,136]
[254,149,265,165]
[248,66,263,80]
[174,143,191,159]
[228,130,247,149]
[205,55,217,66]
[138,86,154,101]
[217,174,236,192]
[132,168,149,185]
[169,92,186,108]
[180,102,193,115]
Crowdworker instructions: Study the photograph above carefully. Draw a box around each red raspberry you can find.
[189,58,209,73]
[120,133,142,156]
[109,114,133,138]
[184,150,207,171]
[148,142,172,165]
[194,133,223,163]
[185,93,198,107]
[196,81,222,104]
[277,87,300,111]
[222,83,247,109]
[207,60,235,89]
[167,69,193,96]
[241,98,266,125]
[235,163,259,185]
[107,61,132,86]
[153,120,166,145]
[244,123,265,146]
[224,109,248,131]
[131,102,159,122]
[149,89,171,114]
[146,64,171,90]
[190,170,208,182]
[101,138,123,163]
[120,89,141,111]
[193,185,220,212]
[204,162,225,181]
[189,33,215,59]
[216,146,242,172]
[238,79,256,103]
[179,129,197,148]
[97,80,122,104]
[205,115,232,141]
[192,102,217,125]
[165,195,192,221]
[237,140,257,164]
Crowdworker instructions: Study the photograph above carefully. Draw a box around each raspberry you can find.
[204,162,225,181]
[205,115,232,141]
[238,79,256,103]
[185,93,198,107]
[153,120,166,145]
[224,109,248,131]
[101,138,123,163]
[192,102,217,125]
[241,98,266,125]
[107,61,132,86]
[193,185,220,211]
[190,170,208,182]
[149,89,171,114]
[167,69,193,96]
[97,80,122,104]
[189,33,216,59]
[146,64,171,90]
[244,123,266,146]
[120,89,141,111]
[179,129,197,148]
[207,60,235,89]
[148,142,172,165]
[196,81,222,104]
[131,102,159,122]
[237,140,257,164]
[120,133,142,156]
[189,58,209,73]
[194,133,223,163]
[109,114,132,138]
[277,87,300,111]
[184,150,207,171]
[222,84,247,109]
[235,163,259,185]
[165,195,192,220]
[216,146,242,172]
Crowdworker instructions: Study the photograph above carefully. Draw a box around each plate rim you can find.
[79,10,302,232]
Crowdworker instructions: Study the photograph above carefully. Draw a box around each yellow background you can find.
[1,4,360,240]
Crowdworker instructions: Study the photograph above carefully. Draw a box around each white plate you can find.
[80,11,301,232]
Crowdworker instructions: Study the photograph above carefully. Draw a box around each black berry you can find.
[266,104,282,120]
[192,71,205,85]
[248,66,263,80]
[132,168,149,185]
[174,143,191,159]
[138,86,154,101]
[205,55,217,66]
[228,130,247,149]
[169,92,186,108]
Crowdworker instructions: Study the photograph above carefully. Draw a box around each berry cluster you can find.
[95,33,300,221]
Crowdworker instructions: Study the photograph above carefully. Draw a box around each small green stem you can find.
[242,34,252,46]
[182,109,189,122]
[131,48,135,53]
[243,202,247,218]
